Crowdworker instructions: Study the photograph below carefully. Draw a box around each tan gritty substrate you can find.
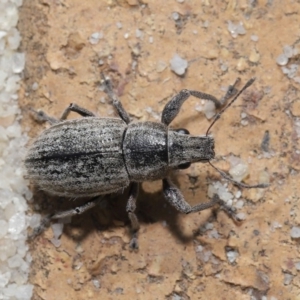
[19,1,300,299]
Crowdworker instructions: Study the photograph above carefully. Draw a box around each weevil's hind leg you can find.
[161,79,240,126]
[30,103,95,125]
[29,108,59,125]
[28,214,52,239]
[162,178,237,221]
[28,196,106,240]
[59,103,95,120]
[100,73,131,124]
[126,182,140,249]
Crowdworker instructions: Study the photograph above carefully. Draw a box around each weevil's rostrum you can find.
[25,77,267,248]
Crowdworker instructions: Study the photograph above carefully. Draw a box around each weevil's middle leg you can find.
[161,79,240,126]
[29,196,106,239]
[60,103,95,120]
[162,178,237,220]
[100,73,131,124]
[126,182,140,249]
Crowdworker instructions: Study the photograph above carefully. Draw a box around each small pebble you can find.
[227,21,246,38]
[172,12,180,21]
[236,212,246,220]
[249,49,260,63]
[291,226,300,238]
[226,250,239,263]
[135,28,143,39]
[50,238,61,248]
[89,32,103,45]
[251,34,259,42]
[241,112,247,119]
[283,273,293,285]
[116,22,122,29]
[51,223,64,239]
[170,54,188,76]
[235,200,244,209]
[92,279,101,289]
[236,57,248,71]
[229,162,249,182]
[276,53,288,66]
[31,82,39,90]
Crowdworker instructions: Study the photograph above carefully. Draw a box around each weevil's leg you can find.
[219,77,241,106]
[29,103,95,125]
[216,194,238,221]
[126,182,140,249]
[100,74,131,124]
[51,196,105,219]
[161,79,240,126]
[163,178,218,213]
[28,214,52,239]
[29,196,105,239]
[60,103,95,120]
[162,178,237,221]
[29,108,59,125]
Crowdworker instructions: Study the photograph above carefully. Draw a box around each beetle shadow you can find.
[135,176,214,244]
[29,174,214,246]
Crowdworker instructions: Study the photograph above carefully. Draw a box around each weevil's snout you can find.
[168,130,215,168]
[199,135,215,162]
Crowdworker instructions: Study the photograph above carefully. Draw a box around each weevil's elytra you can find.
[26,118,129,197]
[25,76,268,249]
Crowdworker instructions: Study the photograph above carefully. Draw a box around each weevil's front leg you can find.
[162,178,237,220]
[126,182,140,249]
[161,78,240,126]
[29,196,105,239]
[100,74,131,124]
[30,103,95,125]
[60,103,95,120]
[162,178,218,213]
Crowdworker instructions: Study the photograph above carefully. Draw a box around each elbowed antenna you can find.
[206,78,256,136]
[208,161,269,189]
[206,78,269,189]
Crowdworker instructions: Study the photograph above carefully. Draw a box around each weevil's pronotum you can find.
[25,75,268,248]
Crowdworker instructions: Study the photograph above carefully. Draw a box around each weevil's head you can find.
[168,128,215,169]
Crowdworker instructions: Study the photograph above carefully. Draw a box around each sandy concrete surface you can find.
[19,1,300,299]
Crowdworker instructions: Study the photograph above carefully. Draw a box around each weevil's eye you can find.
[178,162,191,169]
[175,128,189,135]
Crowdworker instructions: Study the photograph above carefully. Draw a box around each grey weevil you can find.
[25,75,268,249]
